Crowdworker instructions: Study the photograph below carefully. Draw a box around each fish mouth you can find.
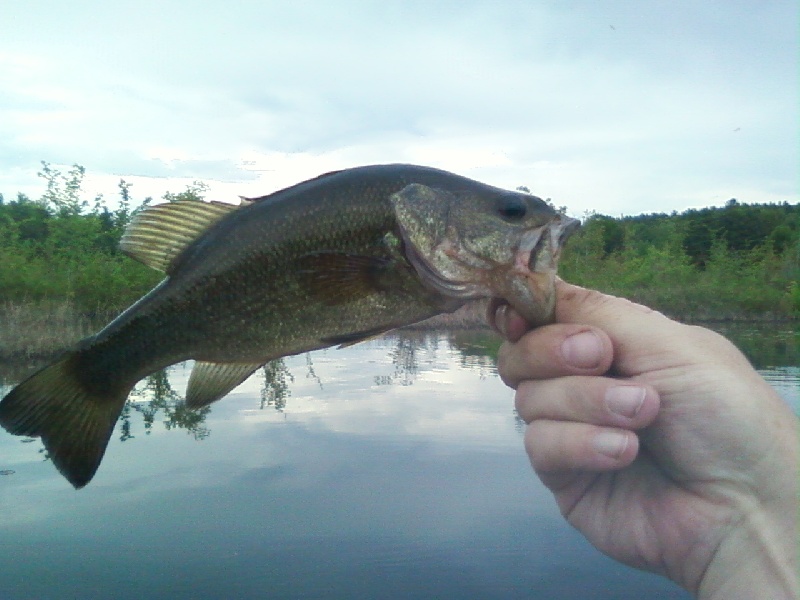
[397,213,581,324]
[524,216,581,273]
[503,215,580,326]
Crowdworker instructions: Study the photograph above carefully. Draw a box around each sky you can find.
[0,0,797,217]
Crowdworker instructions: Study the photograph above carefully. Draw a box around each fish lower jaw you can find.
[494,268,557,326]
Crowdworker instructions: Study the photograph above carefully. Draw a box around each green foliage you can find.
[789,236,800,316]
[2,162,797,320]
[161,180,208,203]
[38,161,91,216]
[0,163,212,311]
[791,281,800,315]
[562,203,799,319]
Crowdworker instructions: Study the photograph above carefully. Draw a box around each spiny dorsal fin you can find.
[120,200,239,272]
[185,361,264,409]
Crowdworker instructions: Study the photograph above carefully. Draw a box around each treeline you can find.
[559,200,799,318]
[0,162,798,319]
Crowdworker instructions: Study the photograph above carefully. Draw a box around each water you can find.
[0,325,797,600]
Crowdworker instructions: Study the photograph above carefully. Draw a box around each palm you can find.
[553,448,730,579]
[550,359,782,580]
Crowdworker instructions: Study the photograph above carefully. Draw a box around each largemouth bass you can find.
[0,164,579,488]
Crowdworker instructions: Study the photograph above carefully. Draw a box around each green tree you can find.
[38,161,92,216]
[162,180,209,203]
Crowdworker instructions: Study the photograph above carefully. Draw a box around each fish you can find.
[0,164,579,488]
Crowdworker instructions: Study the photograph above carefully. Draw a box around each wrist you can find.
[697,503,798,600]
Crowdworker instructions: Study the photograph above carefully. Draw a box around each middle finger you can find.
[515,376,660,430]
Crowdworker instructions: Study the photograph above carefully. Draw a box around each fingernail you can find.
[561,331,603,369]
[593,431,629,459]
[605,386,646,419]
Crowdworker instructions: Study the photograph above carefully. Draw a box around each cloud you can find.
[0,1,796,215]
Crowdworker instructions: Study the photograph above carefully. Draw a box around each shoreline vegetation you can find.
[1,294,795,365]
[0,162,798,363]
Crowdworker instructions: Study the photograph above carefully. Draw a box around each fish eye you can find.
[496,195,528,221]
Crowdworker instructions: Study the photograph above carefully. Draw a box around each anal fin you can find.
[185,361,263,409]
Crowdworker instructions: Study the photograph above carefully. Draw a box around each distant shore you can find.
[0,299,795,367]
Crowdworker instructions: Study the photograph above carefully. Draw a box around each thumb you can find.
[555,279,672,331]
[553,280,742,378]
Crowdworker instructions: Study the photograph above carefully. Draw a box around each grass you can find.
[558,239,799,322]
[0,301,112,362]
[0,299,490,364]
[1,272,796,366]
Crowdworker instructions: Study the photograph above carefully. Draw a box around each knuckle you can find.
[524,423,551,471]
[514,381,535,419]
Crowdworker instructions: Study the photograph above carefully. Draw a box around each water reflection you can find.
[709,322,799,369]
[100,331,505,441]
[123,369,211,442]
[375,333,427,386]
[0,324,796,600]
[761,366,800,413]
[1,324,796,445]
[259,359,294,411]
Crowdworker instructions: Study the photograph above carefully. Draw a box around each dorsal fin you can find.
[120,200,239,272]
[243,169,345,203]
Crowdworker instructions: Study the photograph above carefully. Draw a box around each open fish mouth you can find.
[525,216,580,273]
[495,214,580,326]
[556,216,581,250]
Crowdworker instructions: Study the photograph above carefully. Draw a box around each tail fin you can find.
[0,352,131,488]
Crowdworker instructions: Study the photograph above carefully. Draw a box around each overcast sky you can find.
[1,0,797,217]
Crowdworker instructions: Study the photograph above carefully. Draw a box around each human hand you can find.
[489,280,798,599]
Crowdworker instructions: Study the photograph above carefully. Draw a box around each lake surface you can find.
[1,324,797,600]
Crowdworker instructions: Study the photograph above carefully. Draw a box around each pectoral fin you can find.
[296,253,394,305]
[185,361,263,409]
